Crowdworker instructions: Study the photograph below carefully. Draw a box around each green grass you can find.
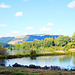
[1,71,73,75]
[1,71,34,75]
[2,71,14,74]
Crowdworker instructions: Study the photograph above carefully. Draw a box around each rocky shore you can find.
[12,63,73,71]
[12,63,61,70]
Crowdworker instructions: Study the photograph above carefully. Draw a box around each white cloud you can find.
[23,32,45,35]
[0,35,4,38]
[26,27,34,30]
[15,12,23,16]
[47,23,54,26]
[6,33,11,36]
[0,24,8,27]
[23,32,35,35]
[0,33,11,38]
[67,1,75,8]
[39,27,52,32]
[57,29,62,32]
[12,31,20,34]
[0,3,11,8]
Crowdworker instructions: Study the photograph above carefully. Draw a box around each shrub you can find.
[0,47,6,55]
[30,50,36,55]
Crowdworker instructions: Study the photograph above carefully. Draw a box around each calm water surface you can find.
[0,50,75,69]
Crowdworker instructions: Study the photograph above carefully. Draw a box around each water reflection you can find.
[0,55,73,69]
[30,56,36,60]
[59,56,71,63]
[5,50,30,55]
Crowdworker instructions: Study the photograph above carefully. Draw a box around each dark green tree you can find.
[54,36,71,47]
[72,33,75,42]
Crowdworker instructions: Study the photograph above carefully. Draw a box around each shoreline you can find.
[0,51,71,59]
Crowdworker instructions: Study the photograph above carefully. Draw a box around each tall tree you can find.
[72,33,75,42]
[44,38,53,47]
[54,36,71,47]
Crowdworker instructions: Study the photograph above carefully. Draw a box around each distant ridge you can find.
[0,37,14,44]
[0,34,61,45]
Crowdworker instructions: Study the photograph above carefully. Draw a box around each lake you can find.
[0,50,75,70]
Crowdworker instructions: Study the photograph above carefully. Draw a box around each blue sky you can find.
[0,0,75,37]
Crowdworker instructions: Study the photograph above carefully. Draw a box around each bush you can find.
[0,47,6,55]
[30,50,36,55]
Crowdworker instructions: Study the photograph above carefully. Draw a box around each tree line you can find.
[10,33,75,51]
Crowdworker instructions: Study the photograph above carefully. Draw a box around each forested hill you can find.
[0,37,14,43]
[0,34,60,45]
[0,43,13,48]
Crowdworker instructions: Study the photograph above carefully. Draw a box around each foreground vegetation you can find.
[0,66,75,75]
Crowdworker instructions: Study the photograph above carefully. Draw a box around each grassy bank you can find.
[0,66,74,75]
[0,51,71,59]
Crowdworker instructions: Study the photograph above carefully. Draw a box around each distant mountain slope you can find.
[0,43,13,48]
[0,34,61,45]
[8,34,60,45]
[26,35,59,41]
[0,37,14,43]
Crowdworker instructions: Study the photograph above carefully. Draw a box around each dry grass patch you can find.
[0,66,74,75]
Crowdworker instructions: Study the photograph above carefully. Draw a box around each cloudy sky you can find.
[0,0,75,37]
